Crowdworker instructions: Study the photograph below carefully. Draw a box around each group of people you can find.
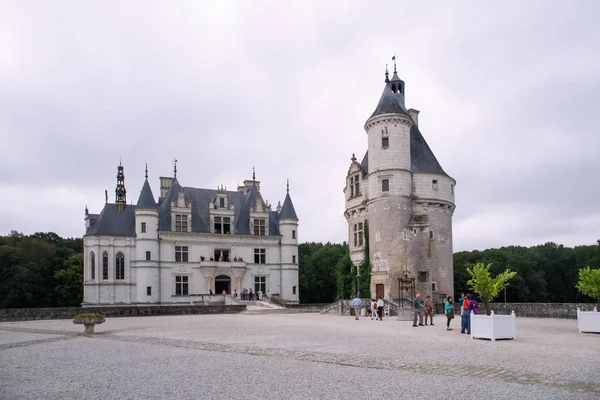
[352,292,480,334]
[233,288,269,301]
[443,292,479,333]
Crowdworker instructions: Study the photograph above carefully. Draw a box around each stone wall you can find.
[0,304,246,322]
[456,303,597,319]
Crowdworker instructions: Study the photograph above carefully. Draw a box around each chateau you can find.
[83,164,299,305]
[344,64,456,302]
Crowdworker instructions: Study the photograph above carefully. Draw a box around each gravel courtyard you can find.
[1,313,598,400]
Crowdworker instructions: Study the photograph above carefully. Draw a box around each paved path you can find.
[0,314,598,399]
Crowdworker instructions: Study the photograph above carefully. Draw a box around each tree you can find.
[358,220,371,298]
[575,266,600,309]
[335,252,353,300]
[54,254,84,307]
[467,262,517,315]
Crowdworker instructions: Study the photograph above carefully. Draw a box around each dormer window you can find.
[254,219,266,236]
[219,197,225,208]
[175,214,188,232]
[214,217,231,234]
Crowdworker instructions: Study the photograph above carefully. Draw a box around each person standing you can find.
[370,299,378,320]
[424,295,434,326]
[233,289,238,298]
[352,296,362,320]
[445,296,454,331]
[249,288,254,301]
[459,292,466,327]
[461,294,472,334]
[413,294,424,327]
[376,297,384,321]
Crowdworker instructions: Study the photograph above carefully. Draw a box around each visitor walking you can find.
[376,297,384,321]
[424,295,434,326]
[461,294,472,334]
[371,299,378,320]
[445,296,454,331]
[413,294,424,327]
[352,296,362,320]
[249,288,254,301]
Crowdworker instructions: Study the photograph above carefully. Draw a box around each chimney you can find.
[408,109,420,127]
[160,176,174,199]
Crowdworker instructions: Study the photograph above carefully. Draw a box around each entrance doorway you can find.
[376,284,384,299]
[215,275,231,294]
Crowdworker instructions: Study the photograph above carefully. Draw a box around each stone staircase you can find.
[241,301,294,315]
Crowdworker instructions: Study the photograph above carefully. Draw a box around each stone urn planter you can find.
[471,310,516,341]
[73,313,105,334]
[577,307,600,333]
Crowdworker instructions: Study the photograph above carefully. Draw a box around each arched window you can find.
[102,251,109,280]
[115,252,125,280]
[391,83,397,93]
[90,252,96,280]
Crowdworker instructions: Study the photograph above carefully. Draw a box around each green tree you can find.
[54,253,84,307]
[358,220,371,298]
[575,266,600,309]
[335,252,353,300]
[467,262,517,315]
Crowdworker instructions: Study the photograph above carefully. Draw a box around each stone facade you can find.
[344,67,456,303]
[83,165,299,306]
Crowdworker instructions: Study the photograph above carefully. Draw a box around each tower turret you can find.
[278,179,299,302]
[115,161,127,212]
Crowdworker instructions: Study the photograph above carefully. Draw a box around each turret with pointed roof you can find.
[136,165,157,209]
[280,180,298,220]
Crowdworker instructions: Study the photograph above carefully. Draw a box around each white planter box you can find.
[470,310,516,341]
[577,308,600,333]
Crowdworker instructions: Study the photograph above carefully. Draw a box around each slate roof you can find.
[280,193,298,220]
[369,72,408,119]
[84,204,136,237]
[87,178,293,237]
[136,179,157,209]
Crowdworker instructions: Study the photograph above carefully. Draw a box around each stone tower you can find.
[344,64,456,303]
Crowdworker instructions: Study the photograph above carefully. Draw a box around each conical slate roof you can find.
[136,179,157,209]
[280,192,298,220]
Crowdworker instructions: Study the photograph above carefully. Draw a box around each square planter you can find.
[471,310,516,341]
[577,308,600,333]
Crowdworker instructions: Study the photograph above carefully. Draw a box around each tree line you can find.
[0,231,598,307]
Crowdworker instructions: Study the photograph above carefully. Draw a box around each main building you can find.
[344,64,456,303]
[83,164,299,305]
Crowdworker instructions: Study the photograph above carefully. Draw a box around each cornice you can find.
[364,113,412,131]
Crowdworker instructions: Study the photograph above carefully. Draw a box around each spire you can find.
[368,56,407,119]
[136,167,157,210]
[252,166,256,186]
[105,189,108,204]
[286,178,289,193]
[173,159,178,179]
[85,205,89,216]
[115,162,127,212]
[280,189,298,220]
[385,64,389,83]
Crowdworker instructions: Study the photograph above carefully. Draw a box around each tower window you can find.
[353,222,364,247]
[382,137,389,148]
[382,179,389,192]
[292,230,296,239]
[141,222,146,233]
[430,230,434,239]
[146,251,151,260]
[175,214,188,232]
[451,184,454,195]
[147,286,152,296]
[391,84,397,93]
[293,286,297,295]
[432,282,438,292]
[418,271,427,283]
[432,180,438,190]
[292,255,296,264]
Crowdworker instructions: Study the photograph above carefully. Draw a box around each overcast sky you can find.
[1,1,599,251]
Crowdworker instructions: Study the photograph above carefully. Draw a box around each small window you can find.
[292,255,296,264]
[146,251,151,261]
[451,184,454,195]
[432,180,438,190]
[141,222,146,233]
[293,286,297,295]
[432,282,438,292]
[382,137,389,148]
[429,230,434,239]
[418,271,427,283]
[292,230,296,239]
[382,179,389,192]
[147,286,152,296]
[219,197,225,208]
